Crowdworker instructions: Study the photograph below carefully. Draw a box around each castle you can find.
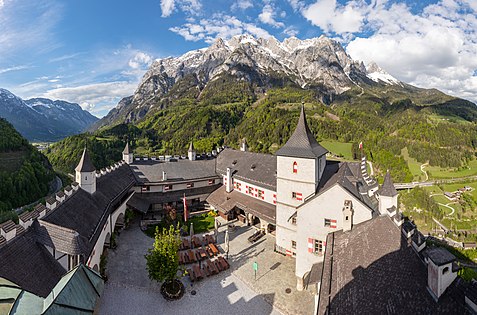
[0,105,476,313]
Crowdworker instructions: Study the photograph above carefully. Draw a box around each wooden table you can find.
[209,243,219,256]
[193,264,203,280]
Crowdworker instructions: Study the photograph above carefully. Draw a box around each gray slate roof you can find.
[75,148,96,172]
[206,185,276,223]
[0,229,65,297]
[216,148,277,190]
[379,170,398,197]
[304,161,378,212]
[37,164,136,256]
[424,247,457,266]
[275,105,328,159]
[318,216,469,314]
[131,159,218,184]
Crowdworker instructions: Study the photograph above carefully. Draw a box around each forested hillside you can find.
[45,86,477,183]
[0,118,55,222]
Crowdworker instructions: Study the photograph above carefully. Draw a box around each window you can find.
[141,186,150,192]
[164,185,173,191]
[292,240,296,249]
[248,186,254,194]
[345,216,349,221]
[236,182,241,190]
[443,267,449,274]
[292,217,297,225]
[324,218,337,228]
[314,240,323,254]
[258,190,263,198]
[293,161,298,173]
[292,192,303,201]
[208,179,215,185]
[187,182,194,188]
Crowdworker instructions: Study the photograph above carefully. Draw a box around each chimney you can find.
[162,171,167,181]
[240,138,248,152]
[18,211,33,229]
[95,170,101,178]
[101,168,107,175]
[106,166,112,173]
[46,196,57,211]
[64,185,73,197]
[34,204,47,219]
[0,220,17,242]
[225,167,233,193]
[55,191,65,203]
[426,247,458,301]
[342,200,353,232]
[71,182,79,191]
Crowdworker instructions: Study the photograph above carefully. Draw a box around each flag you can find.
[183,194,188,222]
[359,141,363,150]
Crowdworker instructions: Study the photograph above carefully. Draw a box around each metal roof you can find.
[275,105,328,159]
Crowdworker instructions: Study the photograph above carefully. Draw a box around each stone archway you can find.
[104,232,111,248]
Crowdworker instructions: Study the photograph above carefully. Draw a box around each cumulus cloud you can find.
[170,14,271,43]
[128,52,153,69]
[259,4,285,28]
[345,0,477,104]
[160,0,202,17]
[283,26,299,37]
[43,81,138,116]
[160,0,175,17]
[302,0,367,34]
[231,0,253,11]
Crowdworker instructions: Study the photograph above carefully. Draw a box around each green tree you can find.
[145,224,182,292]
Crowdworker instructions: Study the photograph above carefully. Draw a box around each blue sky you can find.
[0,0,476,117]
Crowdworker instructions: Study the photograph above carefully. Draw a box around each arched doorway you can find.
[104,232,111,248]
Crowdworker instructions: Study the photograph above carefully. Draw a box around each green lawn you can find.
[426,159,477,179]
[401,147,424,181]
[144,213,216,238]
[321,140,354,160]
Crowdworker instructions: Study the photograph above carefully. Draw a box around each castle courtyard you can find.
[96,218,315,315]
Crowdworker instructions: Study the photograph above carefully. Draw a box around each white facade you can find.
[378,194,398,215]
[229,177,276,205]
[295,185,374,286]
[123,151,133,164]
[76,170,96,194]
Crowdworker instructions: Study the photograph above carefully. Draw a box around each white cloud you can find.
[346,0,477,104]
[128,52,153,69]
[287,0,304,11]
[43,81,138,115]
[283,26,299,37]
[161,0,175,17]
[231,0,253,11]
[0,65,30,74]
[0,1,62,57]
[259,4,285,28]
[0,0,4,8]
[160,0,202,17]
[302,0,367,34]
[170,14,271,43]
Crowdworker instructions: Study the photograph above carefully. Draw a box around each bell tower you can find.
[122,142,133,164]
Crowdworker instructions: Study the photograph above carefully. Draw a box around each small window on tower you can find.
[291,240,296,249]
[324,219,331,227]
[292,217,297,225]
[293,161,298,173]
[85,176,88,181]
[292,192,297,199]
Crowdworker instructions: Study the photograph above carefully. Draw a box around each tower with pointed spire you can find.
[122,142,133,164]
[378,170,398,215]
[188,141,196,161]
[75,148,96,194]
[275,104,328,264]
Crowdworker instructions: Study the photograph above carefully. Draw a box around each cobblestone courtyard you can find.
[96,219,314,315]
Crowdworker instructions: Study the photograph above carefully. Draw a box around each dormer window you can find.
[232,160,237,165]
[293,161,298,173]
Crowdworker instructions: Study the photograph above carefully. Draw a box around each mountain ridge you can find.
[0,88,98,142]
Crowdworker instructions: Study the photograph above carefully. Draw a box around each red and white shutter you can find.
[293,161,298,173]
[164,185,170,191]
[330,219,337,229]
[209,179,215,185]
[296,193,303,201]
[273,194,277,204]
[308,238,314,253]
[255,188,258,197]
[261,190,264,200]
